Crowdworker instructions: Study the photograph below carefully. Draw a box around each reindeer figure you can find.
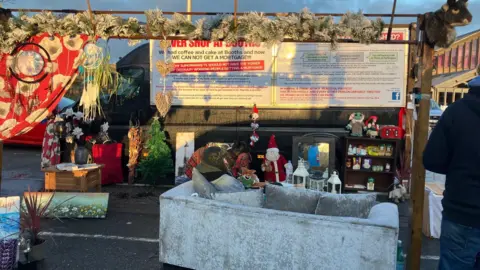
[422,0,472,48]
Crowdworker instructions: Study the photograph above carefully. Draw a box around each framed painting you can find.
[23,192,109,219]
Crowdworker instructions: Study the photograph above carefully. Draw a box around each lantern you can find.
[53,119,66,138]
[308,171,325,192]
[293,158,309,188]
[327,170,342,194]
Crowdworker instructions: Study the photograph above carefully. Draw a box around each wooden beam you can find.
[407,22,434,270]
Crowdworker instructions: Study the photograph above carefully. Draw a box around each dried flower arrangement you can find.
[127,124,143,184]
[0,9,385,54]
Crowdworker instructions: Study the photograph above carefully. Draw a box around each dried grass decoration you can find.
[127,125,142,170]
[79,41,104,121]
[154,39,175,118]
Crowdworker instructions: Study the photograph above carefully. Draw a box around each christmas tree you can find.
[137,117,173,184]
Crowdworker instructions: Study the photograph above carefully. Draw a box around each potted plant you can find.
[18,191,55,266]
[396,152,411,193]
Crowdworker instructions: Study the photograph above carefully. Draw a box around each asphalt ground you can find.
[1,145,440,269]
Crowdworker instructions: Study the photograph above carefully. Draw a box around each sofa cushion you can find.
[192,168,218,199]
[213,189,264,208]
[211,174,245,193]
[264,184,324,214]
[315,193,377,218]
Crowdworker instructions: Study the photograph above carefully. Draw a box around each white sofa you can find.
[159,181,399,270]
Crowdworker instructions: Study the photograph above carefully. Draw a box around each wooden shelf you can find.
[346,155,394,159]
[346,169,394,174]
[344,186,390,193]
[344,137,400,193]
[346,136,401,142]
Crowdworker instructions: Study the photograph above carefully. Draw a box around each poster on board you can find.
[274,42,407,107]
[151,40,273,106]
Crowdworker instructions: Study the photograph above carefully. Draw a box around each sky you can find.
[3,0,479,62]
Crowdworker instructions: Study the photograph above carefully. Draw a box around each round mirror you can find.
[14,50,45,77]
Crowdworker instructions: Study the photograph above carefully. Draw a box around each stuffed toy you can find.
[422,0,472,48]
[364,116,380,138]
[389,183,408,203]
[346,112,365,137]
[237,167,259,188]
[261,134,287,183]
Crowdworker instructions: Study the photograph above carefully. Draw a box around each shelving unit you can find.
[343,137,400,193]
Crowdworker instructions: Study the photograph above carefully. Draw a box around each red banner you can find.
[0,33,88,140]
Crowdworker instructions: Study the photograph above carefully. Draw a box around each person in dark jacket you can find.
[423,75,480,269]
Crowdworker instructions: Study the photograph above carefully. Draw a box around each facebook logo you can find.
[391,92,401,101]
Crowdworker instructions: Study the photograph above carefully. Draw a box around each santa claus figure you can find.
[261,134,287,183]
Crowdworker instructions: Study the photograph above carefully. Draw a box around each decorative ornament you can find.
[250,131,259,147]
[78,41,106,121]
[156,61,175,78]
[327,170,342,194]
[9,42,50,84]
[0,10,384,54]
[249,104,260,147]
[293,158,309,188]
[154,38,175,118]
[155,91,174,118]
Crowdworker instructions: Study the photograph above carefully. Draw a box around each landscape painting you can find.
[23,192,109,219]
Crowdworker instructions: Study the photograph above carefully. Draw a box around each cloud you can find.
[4,0,479,62]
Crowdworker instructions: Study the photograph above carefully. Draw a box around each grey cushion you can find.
[315,193,377,218]
[213,189,264,208]
[192,168,218,199]
[264,184,324,214]
[211,174,245,193]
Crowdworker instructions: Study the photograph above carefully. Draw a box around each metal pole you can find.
[387,0,398,41]
[186,0,192,22]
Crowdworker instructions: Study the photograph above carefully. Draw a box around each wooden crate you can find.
[42,165,104,192]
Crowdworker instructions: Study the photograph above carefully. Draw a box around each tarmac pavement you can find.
[1,145,440,269]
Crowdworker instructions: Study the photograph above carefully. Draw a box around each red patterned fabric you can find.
[40,119,60,168]
[0,33,88,140]
[92,143,124,185]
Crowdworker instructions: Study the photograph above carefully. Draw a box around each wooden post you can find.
[234,0,238,28]
[407,21,434,270]
[404,22,417,191]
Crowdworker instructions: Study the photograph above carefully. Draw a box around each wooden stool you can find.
[42,165,104,192]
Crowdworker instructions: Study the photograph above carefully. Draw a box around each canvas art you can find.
[22,192,109,219]
[0,196,21,269]
[175,132,195,177]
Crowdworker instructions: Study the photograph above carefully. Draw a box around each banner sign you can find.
[150,41,273,106]
[274,42,407,107]
[150,29,408,108]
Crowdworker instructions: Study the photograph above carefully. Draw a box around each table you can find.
[42,164,104,192]
[423,183,444,239]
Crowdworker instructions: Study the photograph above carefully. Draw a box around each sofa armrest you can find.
[161,181,195,198]
[367,202,399,229]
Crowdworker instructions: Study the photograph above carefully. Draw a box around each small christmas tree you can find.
[137,117,173,184]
